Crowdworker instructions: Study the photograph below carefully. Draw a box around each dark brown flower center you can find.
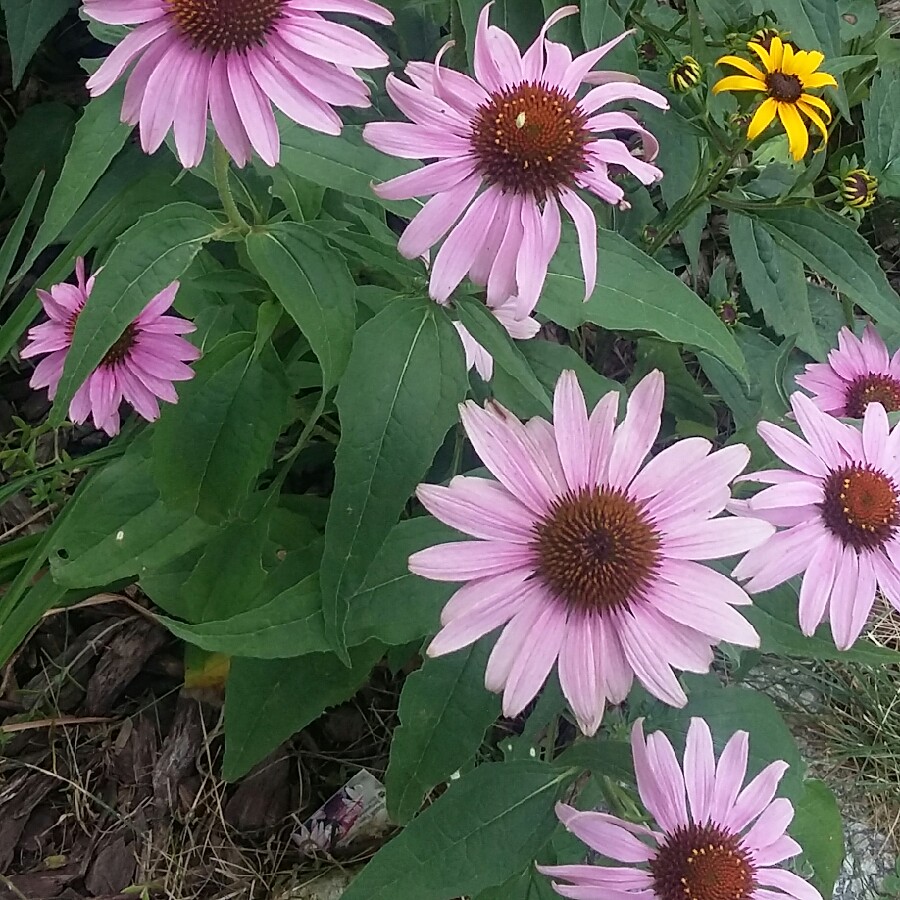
[166,0,285,52]
[102,324,137,368]
[469,82,592,200]
[534,487,660,612]
[844,373,900,417]
[820,464,900,551]
[650,823,755,900]
[766,72,802,103]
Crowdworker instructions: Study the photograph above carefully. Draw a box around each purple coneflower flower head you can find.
[363,3,667,315]
[82,0,393,168]
[732,391,900,650]
[795,324,900,418]
[22,258,200,437]
[409,370,772,735]
[454,297,540,381]
[539,717,822,900]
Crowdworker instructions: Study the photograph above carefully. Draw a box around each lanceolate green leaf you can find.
[278,122,420,218]
[729,212,826,361]
[342,761,570,900]
[320,297,468,656]
[152,332,289,524]
[752,206,900,335]
[0,172,44,293]
[18,87,132,278]
[863,64,900,194]
[51,202,222,419]
[223,641,385,781]
[48,438,216,588]
[790,779,844,898]
[1,0,71,87]
[767,0,841,57]
[386,639,500,823]
[160,517,464,657]
[455,296,551,413]
[646,677,805,801]
[246,222,356,390]
[541,230,745,376]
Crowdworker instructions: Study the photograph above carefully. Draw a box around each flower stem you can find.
[213,138,249,233]
[648,140,747,256]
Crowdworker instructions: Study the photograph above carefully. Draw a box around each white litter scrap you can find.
[293,769,389,857]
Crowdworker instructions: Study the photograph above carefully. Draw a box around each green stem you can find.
[213,138,249,233]
[648,140,747,256]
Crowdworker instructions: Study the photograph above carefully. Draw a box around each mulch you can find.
[0,596,404,900]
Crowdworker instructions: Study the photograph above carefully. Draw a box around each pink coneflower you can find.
[409,371,772,735]
[454,297,540,381]
[731,391,900,649]
[22,258,199,436]
[539,717,821,900]
[364,4,666,315]
[795,324,900,418]
[82,0,393,168]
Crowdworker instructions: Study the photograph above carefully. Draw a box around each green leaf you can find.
[386,639,500,823]
[492,340,622,421]
[540,230,745,376]
[246,222,356,390]
[1,101,77,211]
[159,517,465,657]
[455,296,551,413]
[1,0,72,87]
[278,121,420,218]
[345,517,466,647]
[694,0,750,39]
[51,202,221,418]
[790,779,844,897]
[457,0,545,67]
[48,439,216,588]
[19,87,132,278]
[767,0,841,56]
[646,677,805,801]
[729,212,826,361]
[752,207,900,336]
[159,503,272,623]
[553,740,634,782]
[581,1,636,70]
[476,869,557,900]
[634,338,716,435]
[223,641,384,780]
[341,761,569,900]
[321,297,468,655]
[744,581,900,665]
[160,550,329,657]
[0,172,45,291]
[864,64,900,194]
[152,332,289,524]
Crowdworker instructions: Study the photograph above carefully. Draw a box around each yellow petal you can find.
[712,75,767,94]
[792,50,825,76]
[769,36,784,70]
[800,71,838,90]
[747,97,778,140]
[778,102,809,159]
[797,100,830,149]
[747,40,774,73]
[780,43,796,74]
[715,55,766,80]
[799,92,832,120]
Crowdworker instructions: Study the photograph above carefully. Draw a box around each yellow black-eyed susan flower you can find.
[668,55,703,93]
[713,36,837,160]
[840,167,878,210]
